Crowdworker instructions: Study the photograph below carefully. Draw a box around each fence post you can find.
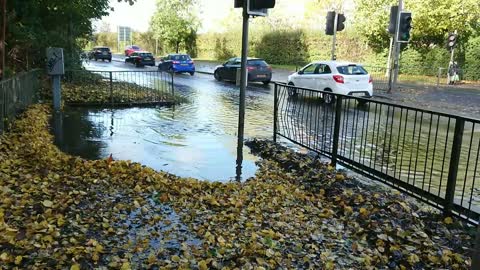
[445,118,465,215]
[273,83,278,142]
[331,95,343,166]
[472,220,480,270]
[437,68,441,88]
[170,72,174,99]
[109,72,113,106]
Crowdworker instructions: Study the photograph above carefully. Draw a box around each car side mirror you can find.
[298,70,304,75]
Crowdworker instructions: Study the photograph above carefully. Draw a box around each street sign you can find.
[46,47,64,75]
[118,26,132,42]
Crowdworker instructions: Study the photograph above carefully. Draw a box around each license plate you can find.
[352,92,365,97]
[257,75,267,78]
[181,64,188,66]
[145,58,151,60]
[102,52,107,55]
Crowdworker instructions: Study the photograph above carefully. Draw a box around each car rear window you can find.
[248,60,268,66]
[132,46,140,49]
[337,65,368,75]
[171,55,191,61]
[95,47,110,51]
[140,53,153,57]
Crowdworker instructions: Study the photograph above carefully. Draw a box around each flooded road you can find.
[55,60,276,181]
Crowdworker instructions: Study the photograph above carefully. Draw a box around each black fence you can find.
[0,69,41,133]
[273,82,480,223]
[62,70,175,106]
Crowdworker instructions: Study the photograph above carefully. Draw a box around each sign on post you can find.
[46,47,64,111]
[46,47,64,75]
[118,26,132,42]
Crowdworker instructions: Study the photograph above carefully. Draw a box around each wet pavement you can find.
[55,59,280,181]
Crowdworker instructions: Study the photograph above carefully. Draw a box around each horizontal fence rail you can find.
[0,69,41,133]
[274,82,480,223]
[63,70,175,106]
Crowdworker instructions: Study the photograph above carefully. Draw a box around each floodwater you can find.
[53,69,275,182]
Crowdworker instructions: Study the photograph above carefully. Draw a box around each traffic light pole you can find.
[236,1,249,181]
[388,0,403,93]
[331,12,338,61]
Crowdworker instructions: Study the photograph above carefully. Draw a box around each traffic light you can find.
[388,6,398,35]
[447,33,457,50]
[336,14,346,32]
[325,11,335,35]
[397,11,412,42]
[234,0,276,16]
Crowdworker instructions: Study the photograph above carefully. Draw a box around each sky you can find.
[94,0,312,33]
[94,0,233,33]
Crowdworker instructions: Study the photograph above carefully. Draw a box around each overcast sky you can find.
[94,0,234,33]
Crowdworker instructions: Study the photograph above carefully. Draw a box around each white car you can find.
[287,61,373,104]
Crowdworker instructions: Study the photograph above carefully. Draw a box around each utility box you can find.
[46,48,64,75]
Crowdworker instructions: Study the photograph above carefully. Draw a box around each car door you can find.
[315,63,333,90]
[296,64,319,89]
[227,59,241,81]
[221,58,237,80]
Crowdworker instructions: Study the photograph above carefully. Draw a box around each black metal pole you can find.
[331,96,343,166]
[445,118,464,215]
[273,83,278,142]
[0,0,6,81]
[473,220,480,270]
[235,2,249,181]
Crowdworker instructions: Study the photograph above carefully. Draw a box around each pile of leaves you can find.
[40,80,176,106]
[0,105,475,269]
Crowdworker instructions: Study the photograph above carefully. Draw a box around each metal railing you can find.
[273,82,480,223]
[0,69,41,133]
[62,70,175,106]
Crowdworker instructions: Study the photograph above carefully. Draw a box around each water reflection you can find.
[54,81,275,182]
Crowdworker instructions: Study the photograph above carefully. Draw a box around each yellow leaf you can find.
[95,244,104,253]
[15,255,22,265]
[70,264,81,270]
[444,217,453,224]
[120,262,131,270]
[408,254,420,265]
[198,260,208,270]
[0,252,9,261]
[171,255,180,262]
[92,252,99,262]
[359,208,368,216]
[335,174,345,181]
[42,200,53,208]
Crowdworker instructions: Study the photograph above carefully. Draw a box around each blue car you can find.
[158,54,195,75]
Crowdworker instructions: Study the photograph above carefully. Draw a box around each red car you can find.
[124,45,141,56]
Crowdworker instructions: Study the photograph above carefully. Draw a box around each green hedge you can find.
[465,36,480,80]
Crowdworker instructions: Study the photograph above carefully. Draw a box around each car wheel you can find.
[108,59,112,63]
[262,80,271,85]
[214,71,222,81]
[94,57,97,61]
[323,89,335,104]
[189,72,195,76]
[287,82,297,97]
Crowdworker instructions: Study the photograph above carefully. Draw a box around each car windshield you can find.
[132,46,140,49]
[140,53,153,57]
[248,60,268,66]
[171,55,191,61]
[337,65,368,75]
[96,47,109,51]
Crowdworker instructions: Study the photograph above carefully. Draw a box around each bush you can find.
[464,36,480,80]
[254,30,308,65]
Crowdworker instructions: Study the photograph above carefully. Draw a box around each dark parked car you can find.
[158,54,195,75]
[89,46,112,62]
[125,51,155,67]
[125,45,141,56]
[214,57,272,85]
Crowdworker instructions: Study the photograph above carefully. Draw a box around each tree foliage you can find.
[354,0,480,52]
[5,0,134,74]
[150,0,200,54]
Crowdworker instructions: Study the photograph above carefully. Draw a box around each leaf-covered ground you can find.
[0,105,475,269]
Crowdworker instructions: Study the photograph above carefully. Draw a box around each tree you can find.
[150,0,200,54]
[354,0,480,52]
[4,0,135,74]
